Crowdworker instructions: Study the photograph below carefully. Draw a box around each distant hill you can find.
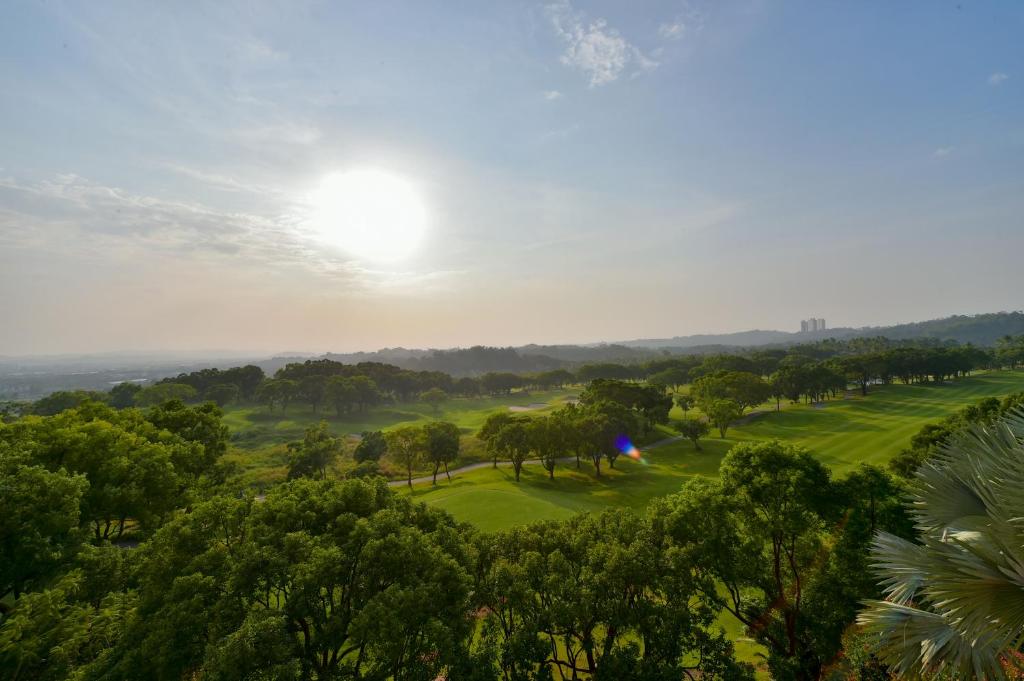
[6,311,1023,397]
[617,312,1024,350]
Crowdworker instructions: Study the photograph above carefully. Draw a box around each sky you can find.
[1,1,1022,356]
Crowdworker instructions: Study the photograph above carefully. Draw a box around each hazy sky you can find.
[1,1,1022,355]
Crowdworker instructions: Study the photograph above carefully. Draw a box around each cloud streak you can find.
[988,72,1009,86]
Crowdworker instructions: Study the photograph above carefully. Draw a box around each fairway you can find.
[409,370,1024,531]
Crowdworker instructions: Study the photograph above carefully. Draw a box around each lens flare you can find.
[615,435,647,464]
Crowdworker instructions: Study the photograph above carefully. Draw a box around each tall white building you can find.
[800,318,826,333]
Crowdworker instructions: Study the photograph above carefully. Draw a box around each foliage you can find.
[675,417,709,450]
[859,411,1024,679]
[134,383,198,407]
[704,398,743,437]
[423,420,460,484]
[285,421,341,480]
[352,430,387,463]
[386,425,426,487]
[419,386,448,413]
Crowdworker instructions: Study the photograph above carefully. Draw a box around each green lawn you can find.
[407,370,1024,531]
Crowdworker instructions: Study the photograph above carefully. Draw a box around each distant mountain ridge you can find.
[4,312,1023,397]
[617,311,1024,350]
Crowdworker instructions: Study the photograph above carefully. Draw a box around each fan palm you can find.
[858,410,1024,679]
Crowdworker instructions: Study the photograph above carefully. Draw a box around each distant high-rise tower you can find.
[800,318,826,333]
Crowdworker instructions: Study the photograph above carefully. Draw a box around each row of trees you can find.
[26,335,1023,420]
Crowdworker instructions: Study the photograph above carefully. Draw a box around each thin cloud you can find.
[545,0,657,87]
[988,72,1009,86]
[543,89,563,100]
[933,147,953,158]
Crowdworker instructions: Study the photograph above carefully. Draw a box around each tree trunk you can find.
[444,461,451,481]
[432,463,439,485]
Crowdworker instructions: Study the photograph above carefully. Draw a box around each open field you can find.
[406,370,1024,531]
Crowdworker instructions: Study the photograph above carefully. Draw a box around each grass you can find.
[406,370,1024,531]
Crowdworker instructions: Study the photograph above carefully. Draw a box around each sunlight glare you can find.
[311,169,427,263]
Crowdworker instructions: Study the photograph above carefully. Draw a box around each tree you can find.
[423,421,460,484]
[704,398,743,438]
[527,416,566,480]
[353,430,387,463]
[474,509,753,680]
[676,417,709,451]
[204,383,239,407]
[255,378,298,413]
[286,421,341,480]
[108,382,142,409]
[419,387,448,414]
[324,375,357,416]
[349,375,382,412]
[495,420,531,482]
[859,413,1024,679]
[656,441,841,681]
[98,479,473,681]
[0,445,87,603]
[692,371,771,413]
[386,425,426,488]
[299,375,328,413]
[480,372,524,395]
[675,394,694,415]
[134,383,198,407]
[478,412,516,468]
[31,390,106,416]
[145,399,229,481]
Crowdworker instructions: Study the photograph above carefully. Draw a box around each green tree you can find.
[95,479,474,681]
[386,425,426,488]
[495,420,531,482]
[203,383,239,407]
[478,411,516,468]
[299,374,328,413]
[656,440,840,681]
[527,416,567,480]
[704,398,743,438]
[108,382,143,409]
[0,445,87,603]
[692,371,771,413]
[286,421,341,480]
[324,375,357,417]
[475,509,752,680]
[134,383,198,407]
[423,421,460,484]
[676,417,709,451]
[859,414,1024,679]
[419,387,448,414]
[675,393,694,415]
[353,430,387,463]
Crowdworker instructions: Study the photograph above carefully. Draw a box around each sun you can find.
[311,169,428,263]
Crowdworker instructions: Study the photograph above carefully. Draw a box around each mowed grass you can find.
[408,370,1024,531]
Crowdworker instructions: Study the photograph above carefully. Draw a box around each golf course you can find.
[219,369,1024,532]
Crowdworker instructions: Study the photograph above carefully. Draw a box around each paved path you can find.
[388,432,688,487]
